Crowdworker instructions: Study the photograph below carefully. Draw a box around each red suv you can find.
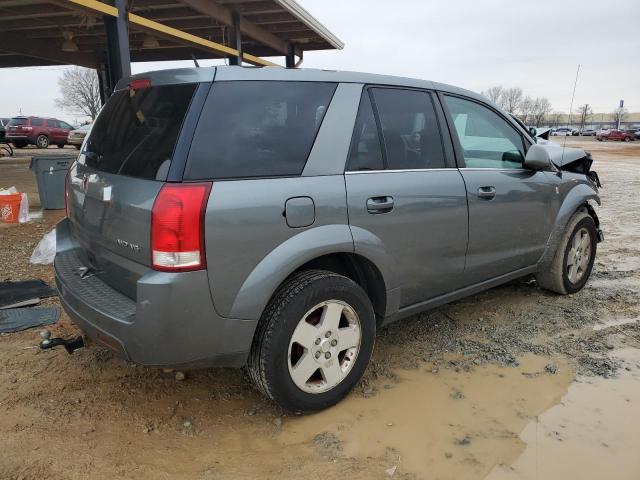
[5,116,75,149]
[596,129,635,142]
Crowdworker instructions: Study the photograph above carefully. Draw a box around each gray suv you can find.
[55,66,602,412]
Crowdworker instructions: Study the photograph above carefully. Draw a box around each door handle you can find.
[477,186,496,200]
[366,196,394,214]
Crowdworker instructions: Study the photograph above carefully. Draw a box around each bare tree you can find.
[612,106,627,127]
[577,104,593,131]
[518,96,535,124]
[548,111,563,128]
[55,67,101,120]
[501,87,523,114]
[531,98,552,127]
[481,86,504,105]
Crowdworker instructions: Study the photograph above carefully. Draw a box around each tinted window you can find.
[371,88,446,170]
[8,118,27,126]
[444,95,525,169]
[32,118,44,127]
[185,81,336,180]
[59,121,73,130]
[83,84,196,180]
[346,92,384,171]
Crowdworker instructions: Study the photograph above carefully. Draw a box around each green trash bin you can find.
[29,155,74,209]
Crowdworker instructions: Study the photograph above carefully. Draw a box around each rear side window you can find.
[185,81,337,180]
[346,92,384,171]
[32,118,44,126]
[82,84,197,180]
[371,88,446,170]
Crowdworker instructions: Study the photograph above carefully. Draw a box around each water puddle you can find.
[282,354,574,479]
[487,348,640,480]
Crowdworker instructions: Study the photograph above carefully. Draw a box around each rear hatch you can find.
[6,117,29,136]
[66,80,201,299]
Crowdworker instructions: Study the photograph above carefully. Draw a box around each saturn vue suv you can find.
[55,66,603,412]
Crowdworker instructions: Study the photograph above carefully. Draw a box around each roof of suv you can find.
[121,66,489,106]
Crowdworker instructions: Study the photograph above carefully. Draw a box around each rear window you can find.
[82,83,197,180]
[8,118,27,126]
[185,81,337,180]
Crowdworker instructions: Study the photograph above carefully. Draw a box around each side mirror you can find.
[528,126,537,138]
[524,144,551,170]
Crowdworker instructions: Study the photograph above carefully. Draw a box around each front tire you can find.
[536,211,597,294]
[247,270,376,412]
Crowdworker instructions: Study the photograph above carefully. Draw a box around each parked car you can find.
[67,124,92,149]
[53,67,603,412]
[5,116,75,149]
[596,129,635,142]
[0,117,10,141]
[634,129,640,140]
[580,129,597,136]
[551,127,573,136]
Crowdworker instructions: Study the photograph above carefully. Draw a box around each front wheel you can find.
[536,211,597,294]
[624,137,630,142]
[247,270,376,412]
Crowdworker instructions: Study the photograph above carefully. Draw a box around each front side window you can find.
[371,88,446,170]
[185,81,337,180]
[444,95,525,169]
[346,92,384,171]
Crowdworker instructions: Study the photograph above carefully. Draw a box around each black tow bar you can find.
[39,330,85,354]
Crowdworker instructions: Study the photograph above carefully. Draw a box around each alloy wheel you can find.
[567,227,592,284]
[288,300,361,394]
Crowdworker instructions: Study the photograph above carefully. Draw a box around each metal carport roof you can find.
[0,0,343,68]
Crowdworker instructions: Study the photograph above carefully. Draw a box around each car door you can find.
[441,94,556,284]
[346,87,468,307]
[45,119,59,142]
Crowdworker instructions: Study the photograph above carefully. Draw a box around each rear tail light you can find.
[151,182,212,272]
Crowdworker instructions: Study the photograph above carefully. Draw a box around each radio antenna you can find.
[563,64,580,161]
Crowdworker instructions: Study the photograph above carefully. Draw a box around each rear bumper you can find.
[54,218,257,368]
[6,135,32,143]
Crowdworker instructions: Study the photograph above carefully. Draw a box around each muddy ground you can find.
[1,138,639,479]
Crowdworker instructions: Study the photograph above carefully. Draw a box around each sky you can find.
[1,0,639,124]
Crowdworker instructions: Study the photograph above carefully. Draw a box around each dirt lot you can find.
[1,138,639,480]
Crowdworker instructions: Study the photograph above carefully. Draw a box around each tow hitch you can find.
[39,330,84,354]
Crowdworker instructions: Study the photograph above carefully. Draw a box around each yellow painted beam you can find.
[60,0,278,67]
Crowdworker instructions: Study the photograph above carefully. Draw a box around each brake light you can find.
[151,182,212,272]
[129,78,151,90]
[23,126,33,132]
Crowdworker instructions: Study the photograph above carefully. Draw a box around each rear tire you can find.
[536,211,597,295]
[36,135,49,149]
[247,269,376,412]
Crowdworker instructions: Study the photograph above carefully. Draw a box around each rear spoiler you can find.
[114,67,217,92]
